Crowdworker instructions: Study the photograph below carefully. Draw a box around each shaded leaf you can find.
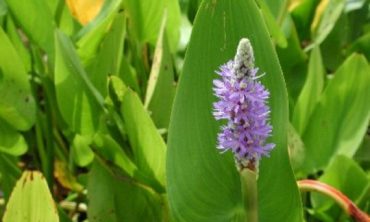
[293,46,325,134]
[87,159,163,222]
[54,30,104,135]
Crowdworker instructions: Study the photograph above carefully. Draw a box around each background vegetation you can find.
[0,0,369,221]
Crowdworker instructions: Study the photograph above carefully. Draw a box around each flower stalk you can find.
[240,168,258,222]
[298,180,370,222]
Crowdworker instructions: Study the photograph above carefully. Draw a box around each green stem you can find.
[240,168,258,222]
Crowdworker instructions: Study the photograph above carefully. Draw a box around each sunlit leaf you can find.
[0,28,36,131]
[71,134,94,167]
[3,171,59,222]
[76,0,122,64]
[302,54,370,172]
[121,89,166,188]
[4,0,55,56]
[0,119,27,156]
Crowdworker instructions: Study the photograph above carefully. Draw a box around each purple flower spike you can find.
[213,38,274,171]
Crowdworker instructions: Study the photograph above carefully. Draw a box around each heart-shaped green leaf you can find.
[167,0,303,221]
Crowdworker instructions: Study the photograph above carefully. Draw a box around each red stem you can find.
[297,180,370,222]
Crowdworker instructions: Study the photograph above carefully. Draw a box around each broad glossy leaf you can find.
[293,46,325,134]
[3,171,59,222]
[55,31,103,135]
[124,0,181,51]
[87,159,163,222]
[302,54,370,172]
[144,18,176,129]
[0,28,36,131]
[121,89,166,188]
[167,0,303,221]
[4,0,55,56]
[0,119,27,155]
[312,155,369,219]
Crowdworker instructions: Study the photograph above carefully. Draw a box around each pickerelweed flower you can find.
[213,38,274,170]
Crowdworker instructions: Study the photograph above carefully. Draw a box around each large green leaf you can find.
[4,0,55,56]
[167,0,303,221]
[87,159,163,222]
[302,54,370,172]
[3,171,59,222]
[121,89,166,188]
[54,31,103,135]
[293,46,325,135]
[0,28,36,131]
